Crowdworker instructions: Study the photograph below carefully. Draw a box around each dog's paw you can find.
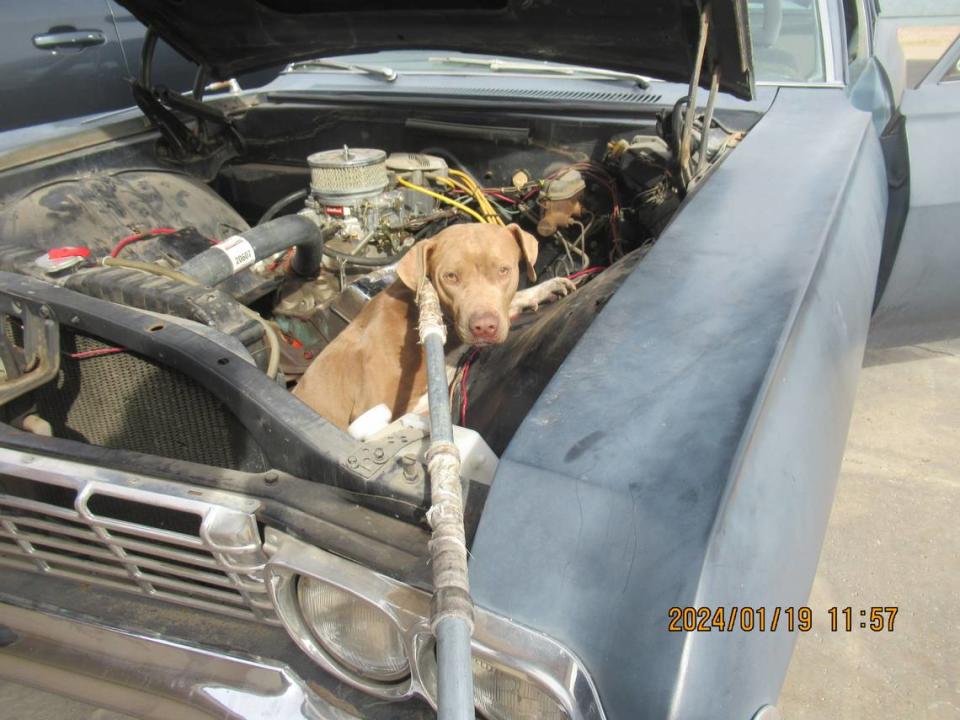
[545,276,577,297]
[510,276,577,315]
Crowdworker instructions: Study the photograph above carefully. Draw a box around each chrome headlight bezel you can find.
[265,529,605,720]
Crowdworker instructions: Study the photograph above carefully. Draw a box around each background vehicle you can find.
[0,0,280,132]
[0,1,957,719]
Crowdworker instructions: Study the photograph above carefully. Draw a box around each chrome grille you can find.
[0,448,279,625]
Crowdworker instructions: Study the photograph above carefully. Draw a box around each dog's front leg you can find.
[510,276,577,316]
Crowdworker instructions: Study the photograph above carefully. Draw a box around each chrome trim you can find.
[0,448,279,625]
[755,81,845,88]
[817,0,840,84]
[0,601,355,720]
[266,529,606,720]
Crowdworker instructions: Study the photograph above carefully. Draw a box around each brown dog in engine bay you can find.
[293,222,574,431]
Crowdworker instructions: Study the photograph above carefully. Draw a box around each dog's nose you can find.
[469,312,500,342]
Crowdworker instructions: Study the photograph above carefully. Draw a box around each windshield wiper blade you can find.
[285,59,397,82]
[427,56,650,88]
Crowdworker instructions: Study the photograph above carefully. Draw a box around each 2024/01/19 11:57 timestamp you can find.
[667,606,898,632]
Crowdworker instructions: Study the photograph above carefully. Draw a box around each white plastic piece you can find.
[399,413,430,432]
[448,424,499,488]
[214,235,256,272]
[348,403,392,440]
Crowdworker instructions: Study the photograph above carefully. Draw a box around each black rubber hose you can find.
[178,214,325,286]
[259,188,309,225]
[322,245,408,267]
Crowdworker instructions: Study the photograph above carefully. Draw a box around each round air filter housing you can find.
[307,146,388,205]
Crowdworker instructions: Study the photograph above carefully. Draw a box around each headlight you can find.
[268,530,605,718]
[473,656,568,720]
[297,576,409,681]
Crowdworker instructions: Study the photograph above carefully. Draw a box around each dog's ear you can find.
[506,223,538,282]
[396,238,436,291]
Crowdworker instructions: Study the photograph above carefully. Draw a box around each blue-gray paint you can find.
[469,88,886,719]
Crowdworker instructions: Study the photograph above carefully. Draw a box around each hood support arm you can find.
[131,26,243,165]
[678,3,723,188]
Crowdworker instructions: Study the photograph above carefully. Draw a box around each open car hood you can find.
[117,0,754,100]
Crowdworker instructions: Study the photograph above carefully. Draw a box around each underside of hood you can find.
[117,0,754,100]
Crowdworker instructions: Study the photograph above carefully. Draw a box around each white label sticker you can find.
[215,235,256,272]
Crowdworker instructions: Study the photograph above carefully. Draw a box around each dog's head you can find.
[396,223,538,346]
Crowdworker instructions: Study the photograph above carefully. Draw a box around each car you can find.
[0,1,957,719]
[0,0,283,133]
[0,0,200,132]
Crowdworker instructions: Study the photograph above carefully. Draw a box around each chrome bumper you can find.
[0,601,357,720]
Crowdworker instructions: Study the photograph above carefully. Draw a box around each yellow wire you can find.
[434,175,473,195]
[448,170,504,225]
[396,176,487,224]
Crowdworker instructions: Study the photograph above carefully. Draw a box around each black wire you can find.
[192,65,208,101]
[259,189,309,225]
[139,28,158,87]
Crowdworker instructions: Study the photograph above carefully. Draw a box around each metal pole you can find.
[416,278,475,720]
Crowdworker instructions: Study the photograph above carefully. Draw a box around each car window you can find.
[749,0,827,82]
[896,26,960,86]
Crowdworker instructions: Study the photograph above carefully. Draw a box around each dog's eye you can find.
[442,271,459,284]
[498,265,510,275]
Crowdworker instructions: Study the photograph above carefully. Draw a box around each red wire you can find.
[109,228,177,257]
[483,190,518,204]
[567,266,606,280]
[459,348,481,425]
[68,347,126,359]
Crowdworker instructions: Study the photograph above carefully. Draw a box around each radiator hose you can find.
[178,214,326,286]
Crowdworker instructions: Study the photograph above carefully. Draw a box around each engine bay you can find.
[249,137,682,380]
[0,98,746,467]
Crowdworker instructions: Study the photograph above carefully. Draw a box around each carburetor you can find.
[273,147,450,371]
[302,146,448,257]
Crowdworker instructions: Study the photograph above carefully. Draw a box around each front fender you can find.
[469,88,886,719]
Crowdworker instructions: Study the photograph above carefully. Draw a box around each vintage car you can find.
[0,0,957,718]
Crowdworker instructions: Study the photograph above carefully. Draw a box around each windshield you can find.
[749,0,827,83]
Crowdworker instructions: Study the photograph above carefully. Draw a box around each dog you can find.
[293,222,574,431]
